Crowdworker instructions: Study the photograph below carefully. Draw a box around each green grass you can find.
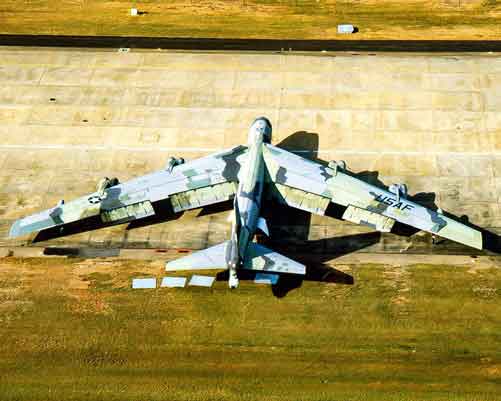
[0,257,501,400]
[1,0,501,39]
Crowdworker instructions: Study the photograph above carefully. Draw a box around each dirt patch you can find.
[0,299,34,313]
[484,364,501,378]
[68,291,112,315]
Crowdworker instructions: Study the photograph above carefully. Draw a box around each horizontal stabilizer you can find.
[243,243,305,275]
[166,242,228,271]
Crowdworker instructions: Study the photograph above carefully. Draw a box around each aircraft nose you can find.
[252,120,265,133]
[253,117,271,130]
[250,117,272,143]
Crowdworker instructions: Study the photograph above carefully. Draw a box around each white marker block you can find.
[130,8,138,16]
[161,277,187,288]
[132,278,156,289]
[254,273,279,285]
[189,275,215,287]
[337,24,355,34]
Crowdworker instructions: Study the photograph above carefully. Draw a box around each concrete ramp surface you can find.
[0,47,500,255]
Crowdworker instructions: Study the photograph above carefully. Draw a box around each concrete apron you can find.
[0,47,500,257]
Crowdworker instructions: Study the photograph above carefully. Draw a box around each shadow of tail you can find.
[271,266,354,298]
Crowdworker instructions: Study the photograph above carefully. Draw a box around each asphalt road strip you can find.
[2,35,501,53]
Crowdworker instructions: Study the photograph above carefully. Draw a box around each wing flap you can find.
[169,182,237,213]
[342,205,395,233]
[268,182,330,215]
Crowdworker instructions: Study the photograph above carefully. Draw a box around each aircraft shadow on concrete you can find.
[33,131,501,258]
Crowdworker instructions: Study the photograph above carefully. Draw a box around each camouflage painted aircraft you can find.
[10,117,482,288]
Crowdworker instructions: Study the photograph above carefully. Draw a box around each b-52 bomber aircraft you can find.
[10,117,482,288]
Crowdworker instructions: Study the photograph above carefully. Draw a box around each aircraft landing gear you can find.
[228,264,239,289]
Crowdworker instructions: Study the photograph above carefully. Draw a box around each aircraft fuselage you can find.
[226,117,271,288]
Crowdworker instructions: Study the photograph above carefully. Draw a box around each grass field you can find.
[0,256,501,400]
[1,0,501,39]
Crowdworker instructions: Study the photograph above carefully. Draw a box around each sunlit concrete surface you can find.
[0,47,500,254]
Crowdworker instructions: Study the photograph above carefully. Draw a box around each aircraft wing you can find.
[263,144,482,250]
[10,146,247,238]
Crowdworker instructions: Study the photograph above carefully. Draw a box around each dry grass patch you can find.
[0,257,501,399]
[1,0,501,39]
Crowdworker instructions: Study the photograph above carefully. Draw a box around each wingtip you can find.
[9,220,23,238]
[470,229,483,251]
[9,218,41,238]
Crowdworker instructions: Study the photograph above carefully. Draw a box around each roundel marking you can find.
[88,195,103,204]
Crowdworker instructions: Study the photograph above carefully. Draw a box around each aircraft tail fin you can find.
[243,243,305,275]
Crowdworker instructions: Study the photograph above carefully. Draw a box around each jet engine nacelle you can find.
[389,183,408,202]
[96,177,120,196]
[328,160,347,172]
[165,156,185,173]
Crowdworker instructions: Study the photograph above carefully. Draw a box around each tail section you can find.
[165,241,305,289]
[243,243,305,275]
